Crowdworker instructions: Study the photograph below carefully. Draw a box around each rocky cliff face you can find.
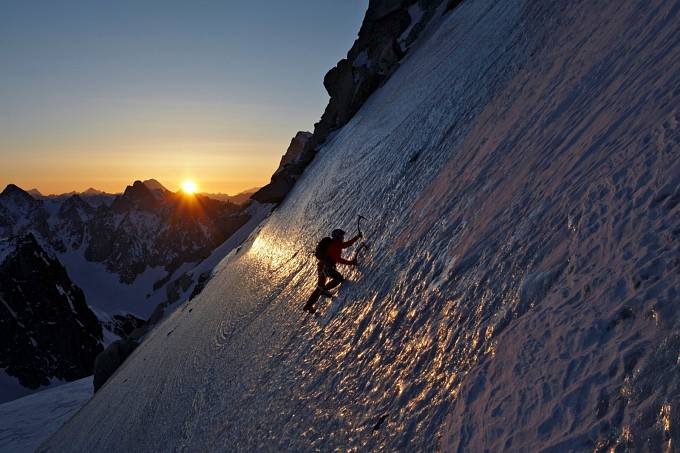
[55,195,94,250]
[0,185,54,247]
[252,131,312,203]
[0,182,251,286]
[0,234,103,396]
[253,0,453,204]
[87,181,250,283]
[276,131,313,171]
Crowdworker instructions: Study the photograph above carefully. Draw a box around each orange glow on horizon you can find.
[1,139,279,196]
[181,180,198,194]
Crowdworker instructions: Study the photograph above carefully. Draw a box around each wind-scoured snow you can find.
[43,0,680,451]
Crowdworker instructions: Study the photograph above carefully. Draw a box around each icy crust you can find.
[44,0,680,452]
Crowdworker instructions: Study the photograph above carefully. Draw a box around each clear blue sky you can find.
[0,0,367,194]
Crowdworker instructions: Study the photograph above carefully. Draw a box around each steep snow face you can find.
[44,0,680,452]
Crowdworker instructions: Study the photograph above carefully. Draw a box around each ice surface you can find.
[152,202,273,317]
[42,0,680,451]
[0,377,92,453]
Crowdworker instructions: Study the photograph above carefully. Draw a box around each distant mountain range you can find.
[26,181,257,207]
[199,187,259,205]
[0,178,268,402]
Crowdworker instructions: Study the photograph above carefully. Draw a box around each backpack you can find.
[314,237,333,260]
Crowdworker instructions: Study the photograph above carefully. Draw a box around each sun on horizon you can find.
[180,180,198,194]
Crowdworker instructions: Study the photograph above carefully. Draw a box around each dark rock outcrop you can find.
[142,179,171,200]
[277,131,313,171]
[0,185,54,246]
[112,180,164,212]
[253,0,457,204]
[0,234,103,392]
[55,195,94,249]
[93,337,139,392]
[252,131,312,203]
[104,313,146,338]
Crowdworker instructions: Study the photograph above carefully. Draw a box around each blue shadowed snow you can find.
[0,377,92,453]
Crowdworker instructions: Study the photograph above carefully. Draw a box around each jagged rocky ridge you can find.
[253,0,454,204]
[0,181,250,286]
[86,180,250,283]
[0,234,103,392]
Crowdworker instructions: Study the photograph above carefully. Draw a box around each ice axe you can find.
[357,215,368,238]
[353,215,370,263]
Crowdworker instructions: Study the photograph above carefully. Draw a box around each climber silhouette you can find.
[303,228,361,313]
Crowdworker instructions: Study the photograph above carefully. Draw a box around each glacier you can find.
[42,0,680,451]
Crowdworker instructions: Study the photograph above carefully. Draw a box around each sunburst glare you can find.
[181,180,198,194]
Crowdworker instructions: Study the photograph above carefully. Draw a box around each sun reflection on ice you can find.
[249,233,295,270]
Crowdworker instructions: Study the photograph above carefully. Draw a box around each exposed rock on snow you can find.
[0,185,53,247]
[0,182,251,288]
[252,131,312,204]
[276,131,313,172]
[0,181,251,316]
[93,338,138,392]
[84,181,250,284]
[103,313,146,339]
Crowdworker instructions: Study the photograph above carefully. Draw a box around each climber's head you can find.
[331,229,346,240]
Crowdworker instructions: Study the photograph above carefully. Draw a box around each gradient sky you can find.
[0,1,367,195]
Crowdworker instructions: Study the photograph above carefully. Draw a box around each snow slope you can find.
[0,377,92,453]
[43,0,680,451]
